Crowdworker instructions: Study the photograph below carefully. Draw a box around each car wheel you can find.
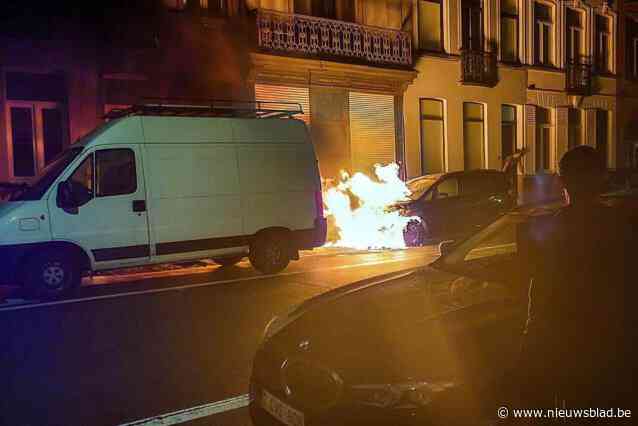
[403,219,429,247]
[24,250,81,300]
[249,231,291,274]
[212,255,245,267]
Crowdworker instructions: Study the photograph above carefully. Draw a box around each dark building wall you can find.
[102,2,254,106]
[0,1,255,182]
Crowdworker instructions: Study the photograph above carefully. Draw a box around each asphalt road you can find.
[0,246,439,426]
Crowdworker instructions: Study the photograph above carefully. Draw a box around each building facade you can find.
[620,0,638,168]
[245,0,417,180]
[403,0,619,200]
[1,0,630,192]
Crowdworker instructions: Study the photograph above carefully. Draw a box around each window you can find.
[96,149,137,197]
[566,9,584,64]
[420,99,446,174]
[596,110,609,168]
[534,2,553,66]
[200,0,228,16]
[500,0,518,62]
[435,177,459,198]
[626,18,638,78]
[568,108,582,150]
[463,102,485,170]
[462,0,483,51]
[70,154,94,197]
[312,0,336,18]
[419,0,444,52]
[596,15,611,73]
[501,105,516,168]
[535,107,552,172]
[9,107,36,177]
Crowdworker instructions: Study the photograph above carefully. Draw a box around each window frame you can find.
[419,98,446,174]
[534,2,554,67]
[68,152,95,206]
[95,148,138,198]
[463,102,486,170]
[535,107,553,173]
[461,0,484,51]
[4,100,68,181]
[500,0,519,63]
[595,14,611,74]
[418,0,445,53]
[501,104,517,167]
[566,8,584,64]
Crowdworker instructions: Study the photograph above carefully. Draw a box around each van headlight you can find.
[350,381,455,409]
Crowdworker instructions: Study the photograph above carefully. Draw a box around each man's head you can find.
[559,146,605,205]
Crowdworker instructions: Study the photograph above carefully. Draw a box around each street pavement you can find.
[0,246,439,426]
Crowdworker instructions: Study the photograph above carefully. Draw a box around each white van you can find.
[0,103,326,299]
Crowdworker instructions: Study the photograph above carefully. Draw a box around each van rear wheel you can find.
[24,250,81,300]
[213,255,244,267]
[249,232,291,274]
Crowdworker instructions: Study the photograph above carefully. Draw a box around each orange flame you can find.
[323,163,420,249]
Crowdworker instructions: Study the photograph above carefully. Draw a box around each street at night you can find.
[0,246,438,426]
[2,0,638,425]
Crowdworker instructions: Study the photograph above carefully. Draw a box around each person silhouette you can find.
[516,146,633,416]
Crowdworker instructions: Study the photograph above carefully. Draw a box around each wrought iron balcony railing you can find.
[257,9,412,66]
[566,56,592,95]
[460,49,498,87]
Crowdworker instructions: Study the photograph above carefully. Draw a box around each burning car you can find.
[398,170,515,246]
[249,203,561,426]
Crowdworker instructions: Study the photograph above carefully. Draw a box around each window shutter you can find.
[348,92,396,174]
[254,84,311,124]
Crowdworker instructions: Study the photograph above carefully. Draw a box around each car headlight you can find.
[350,381,455,409]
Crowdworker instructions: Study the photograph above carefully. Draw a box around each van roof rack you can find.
[104,98,304,120]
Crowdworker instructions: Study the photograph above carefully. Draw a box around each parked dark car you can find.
[601,168,638,208]
[249,203,563,426]
[397,170,515,246]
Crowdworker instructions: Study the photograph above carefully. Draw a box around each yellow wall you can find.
[403,56,527,178]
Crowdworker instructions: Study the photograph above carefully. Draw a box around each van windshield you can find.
[9,147,84,201]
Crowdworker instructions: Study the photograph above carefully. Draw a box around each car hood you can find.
[265,267,524,386]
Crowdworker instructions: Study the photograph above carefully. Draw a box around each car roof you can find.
[408,169,506,183]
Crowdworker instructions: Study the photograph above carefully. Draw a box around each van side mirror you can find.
[57,181,75,209]
[57,180,91,213]
[438,240,456,256]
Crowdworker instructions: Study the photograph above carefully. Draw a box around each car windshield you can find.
[406,177,438,200]
[9,147,84,201]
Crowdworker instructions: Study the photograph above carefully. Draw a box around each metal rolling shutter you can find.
[254,84,310,124]
[349,92,396,174]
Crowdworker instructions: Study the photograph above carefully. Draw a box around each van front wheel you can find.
[24,250,81,300]
[249,232,291,274]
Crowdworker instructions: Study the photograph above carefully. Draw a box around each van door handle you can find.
[132,200,146,212]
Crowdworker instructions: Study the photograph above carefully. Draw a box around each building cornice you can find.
[249,53,418,94]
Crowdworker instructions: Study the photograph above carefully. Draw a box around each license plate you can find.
[262,389,305,426]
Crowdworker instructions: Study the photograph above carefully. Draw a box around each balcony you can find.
[256,9,412,67]
[566,56,592,95]
[460,49,497,87]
